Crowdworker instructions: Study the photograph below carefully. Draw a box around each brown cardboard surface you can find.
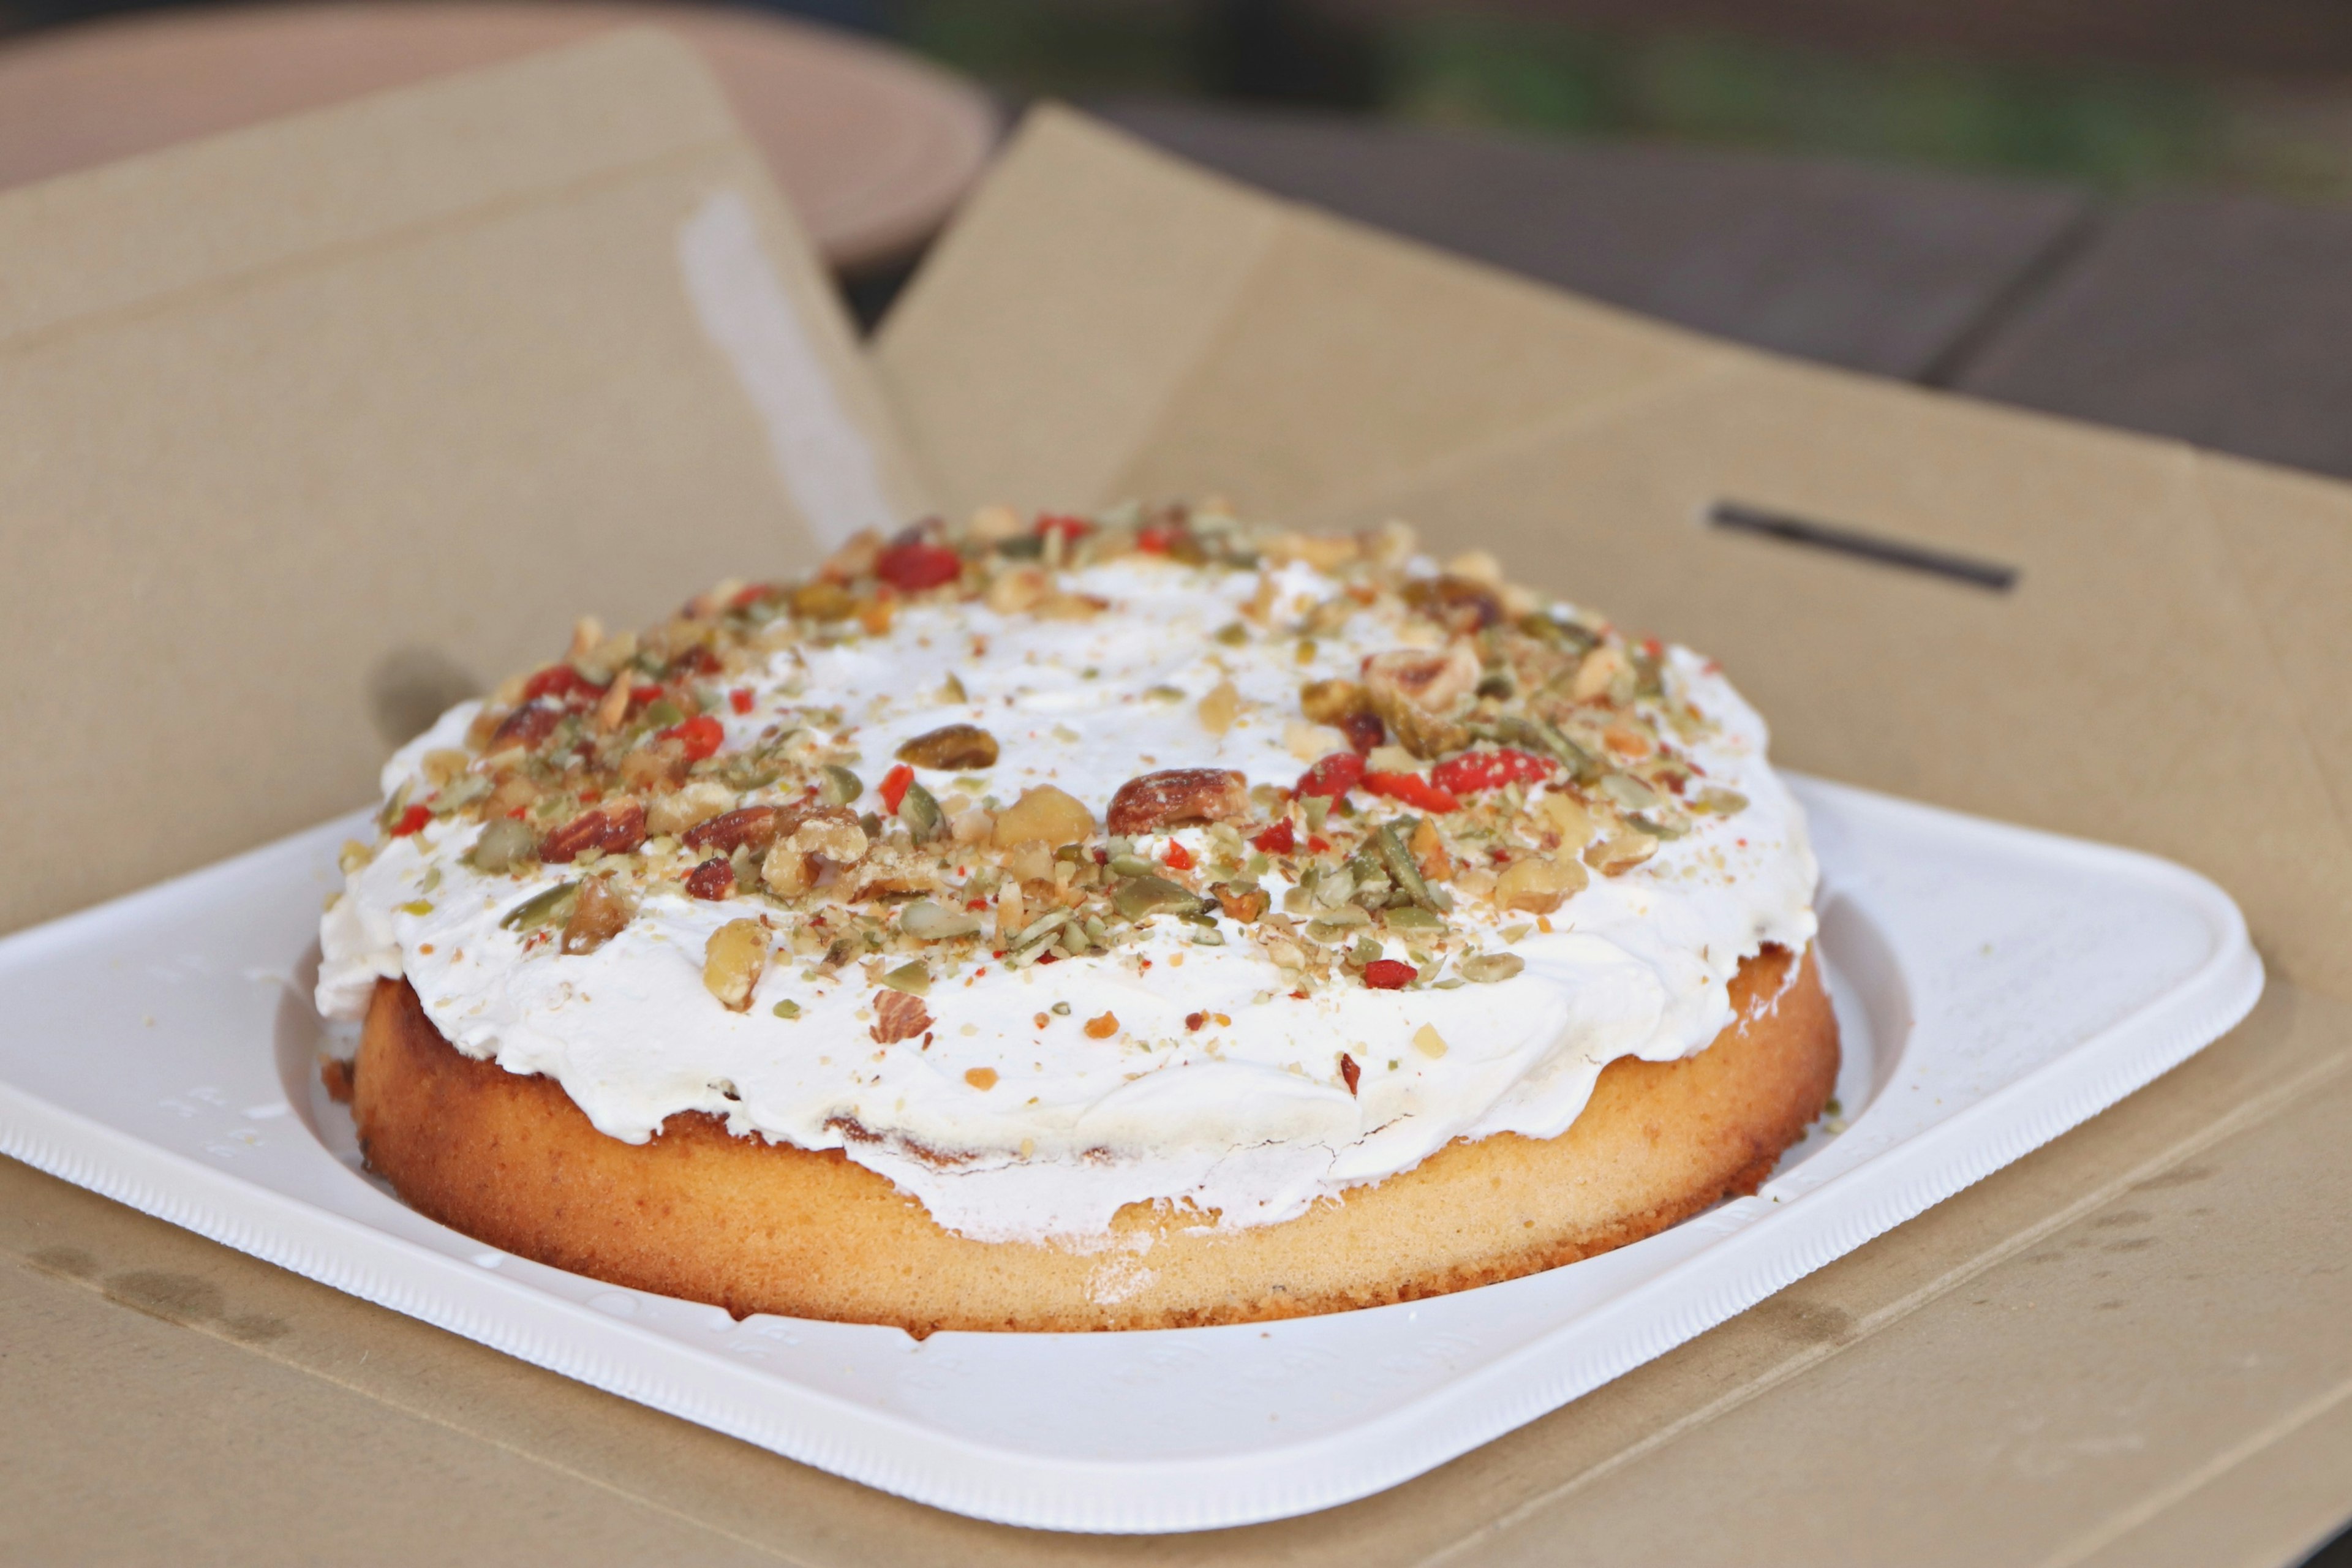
[6,74,2351,1567]
[866,107,2352,1559]
[7,982,2344,1564]
[0,28,927,939]
[876,107,2352,994]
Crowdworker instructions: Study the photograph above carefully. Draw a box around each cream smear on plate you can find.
[319,551,1815,1243]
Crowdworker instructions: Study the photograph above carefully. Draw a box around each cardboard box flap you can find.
[0,30,929,937]
[876,107,2352,997]
[877,105,1743,521]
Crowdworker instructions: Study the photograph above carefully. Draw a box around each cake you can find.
[317,503,1836,1334]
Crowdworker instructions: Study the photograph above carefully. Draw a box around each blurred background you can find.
[10,0,2352,200]
[5,0,2352,487]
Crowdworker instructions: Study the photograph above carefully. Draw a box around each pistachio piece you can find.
[467,817,539,874]
[895,723,998,771]
[1373,821,1442,911]
[900,899,982,941]
[1112,876,1213,921]
[1458,952,1525,984]
[898,781,947,841]
[817,764,864,807]
[498,881,578,932]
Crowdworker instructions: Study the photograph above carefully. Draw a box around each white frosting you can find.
[319,556,1817,1243]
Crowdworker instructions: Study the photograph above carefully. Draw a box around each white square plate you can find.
[0,776,2260,1532]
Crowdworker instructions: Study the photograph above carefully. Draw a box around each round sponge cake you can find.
[352,944,1835,1335]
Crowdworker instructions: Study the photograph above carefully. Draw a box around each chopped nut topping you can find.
[896,723,1000,770]
[540,799,646,864]
[1106,767,1249,835]
[702,918,767,1011]
[361,499,1747,1019]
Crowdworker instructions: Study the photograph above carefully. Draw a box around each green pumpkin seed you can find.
[900,899,982,941]
[1112,876,1210,920]
[499,882,578,932]
[880,962,931,996]
[1458,953,1525,984]
[467,817,538,874]
[897,782,946,841]
[1373,822,1442,911]
[818,764,863,807]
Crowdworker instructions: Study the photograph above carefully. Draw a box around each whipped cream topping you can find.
[319,550,1816,1243]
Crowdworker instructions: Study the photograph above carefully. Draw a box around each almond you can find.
[1106,768,1249,835]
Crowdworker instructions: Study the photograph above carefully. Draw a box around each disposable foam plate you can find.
[0,777,2260,1532]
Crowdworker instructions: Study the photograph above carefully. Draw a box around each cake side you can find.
[353,944,1836,1335]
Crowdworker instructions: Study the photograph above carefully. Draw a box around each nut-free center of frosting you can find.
[320,545,1817,1243]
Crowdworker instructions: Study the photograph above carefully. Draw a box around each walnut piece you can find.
[559,877,633,954]
[540,798,646,863]
[1494,853,1589,913]
[1363,644,1481,758]
[760,805,870,895]
[702,918,767,1011]
[990,785,1095,849]
[684,805,781,856]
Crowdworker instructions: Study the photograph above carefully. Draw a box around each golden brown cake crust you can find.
[352,946,1838,1335]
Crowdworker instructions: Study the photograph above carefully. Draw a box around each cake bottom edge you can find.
[350,948,1839,1335]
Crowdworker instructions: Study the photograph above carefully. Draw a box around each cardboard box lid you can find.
[876,106,2352,1002]
[867,108,2352,1560]
[0,28,927,937]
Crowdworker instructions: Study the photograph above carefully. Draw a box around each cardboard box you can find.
[4,42,2348,1567]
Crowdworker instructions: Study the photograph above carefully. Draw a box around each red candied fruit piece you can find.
[1294,751,1366,799]
[684,858,736,900]
[1251,819,1295,854]
[875,539,963,592]
[1163,840,1196,871]
[521,665,603,704]
[879,763,914,813]
[1035,513,1091,543]
[1365,772,1461,813]
[1135,526,1174,554]
[1338,711,1385,753]
[728,687,755,715]
[1361,959,1417,990]
[1430,747,1555,797]
[660,713,726,762]
[388,804,432,837]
